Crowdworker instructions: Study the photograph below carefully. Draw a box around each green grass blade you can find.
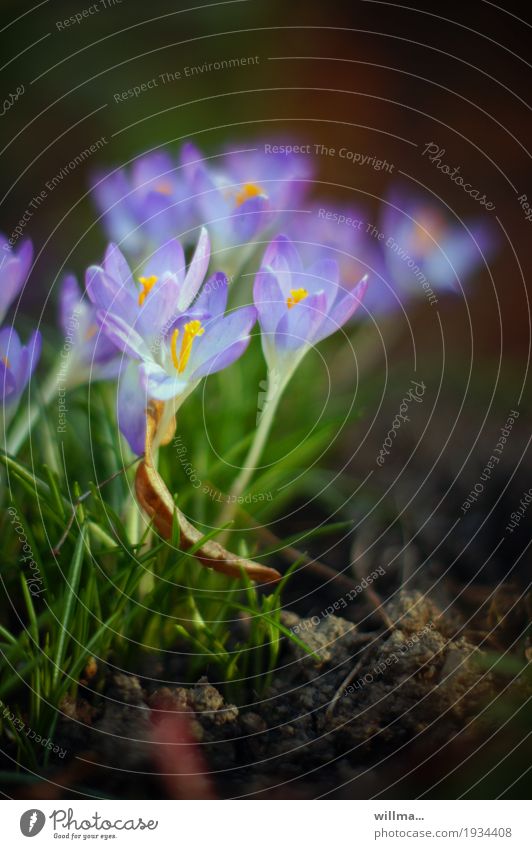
[51,524,86,692]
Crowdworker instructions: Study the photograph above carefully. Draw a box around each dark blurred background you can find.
[1,0,530,360]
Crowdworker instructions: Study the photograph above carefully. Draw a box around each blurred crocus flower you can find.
[91,151,192,256]
[0,237,33,324]
[58,274,121,387]
[0,326,41,426]
[381,190,496,298]
[181,142,313,255]
[253,234,368,376]
[86,228,256,453]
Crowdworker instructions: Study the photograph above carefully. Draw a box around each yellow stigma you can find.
[410,210,446,254]
[170,320,205,374]
[286,287,309,309]
[154,180,172,195]
[235,182,265,207]
[85,324,97,341]
[138,275,158,306]
[1,355,10,369]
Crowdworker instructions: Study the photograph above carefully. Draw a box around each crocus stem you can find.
[125,400,171,546]
[216,365,294,537]
[7,367,59,456]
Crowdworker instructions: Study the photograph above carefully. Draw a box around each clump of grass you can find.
[0,335,361,773]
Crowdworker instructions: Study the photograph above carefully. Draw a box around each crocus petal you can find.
[425,223,493,292]
[189,337,251,380]
[96,310,151,360]
[0,326,23,370]
[139,360,189,401]
[117,361,149,455]
[131,150,176,190]
[91,169,143,253]
[178,227,210,311]
[191,272,229,318]
[179,142,205,179]
[359,269,399,317]
[15,330,42,392]
[0,360,17,402]
[0,329,41,404]
[231,194,270,242]
[103,243,134,290]
[262,234,303,276]
[186,306,257,375]
[275,291,327,351]
[86,264,131,310]
[299,258,340,309]
[253,270,285,334]
[0,258,24,306]
[15,238,33,282]
[60,274,82,335]
[313,276,369,343]
[142,238,186,284]
[86,265,138,328]
[139,192,179,244]
[136,275,182,343]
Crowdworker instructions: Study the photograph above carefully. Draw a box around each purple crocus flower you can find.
[381,189,496,297]
[86,228,256,453]
[0,326,41,426]
[0,237,33,324]
[91,150,192,256]
[180,141,313,253]
[289,203,399,317]
[58,274,121,386]
[253,234,368,373]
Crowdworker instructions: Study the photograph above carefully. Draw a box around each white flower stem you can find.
[216,364,294,537]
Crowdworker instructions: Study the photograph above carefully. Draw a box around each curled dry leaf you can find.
[134,401,281,584]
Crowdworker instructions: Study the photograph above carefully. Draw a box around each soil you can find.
[28,589,525,800]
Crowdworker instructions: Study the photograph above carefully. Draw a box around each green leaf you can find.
[51,524,86,691]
